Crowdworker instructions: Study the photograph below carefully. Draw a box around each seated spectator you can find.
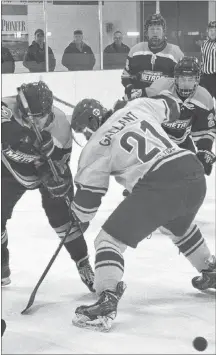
[2,46,15,74]
[23,29,56,73]
[103,31,130,70]
[62,29,95,71]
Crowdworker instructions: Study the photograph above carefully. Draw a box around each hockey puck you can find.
[193,337,208,351]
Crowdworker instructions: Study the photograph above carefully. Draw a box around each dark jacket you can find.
[62,41,95,71]
[2,47,15,74]
[23,41,56,73]
[103,43,130,70]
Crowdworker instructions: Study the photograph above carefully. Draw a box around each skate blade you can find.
[1,277,11,286]
[72,313,114,332]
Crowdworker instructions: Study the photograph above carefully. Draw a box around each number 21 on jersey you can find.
[120,120,173,163]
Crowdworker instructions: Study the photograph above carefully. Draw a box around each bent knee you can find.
[94,228,127,253]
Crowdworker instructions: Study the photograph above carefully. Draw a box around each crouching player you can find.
[70,95,215,331]
[1,81,94,292]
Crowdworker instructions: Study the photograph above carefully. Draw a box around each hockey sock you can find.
[1,230,9,263]
[170,224,212,272]
[55,222,88,262]
[94,229,126,295]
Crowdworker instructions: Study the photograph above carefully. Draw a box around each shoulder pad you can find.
[191,86,214,111]
[1,96,18,123]
[129,42,149,57]
[165,43,184,62]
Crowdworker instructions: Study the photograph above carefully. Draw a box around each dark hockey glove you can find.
[124,84,143,101]
[122,189,130,197]
[38,161,73,198]
[34,130,54,159]
[197,150,216,176]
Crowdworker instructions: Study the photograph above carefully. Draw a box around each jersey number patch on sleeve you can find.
[1,104,13,122]
[120,120,173,163]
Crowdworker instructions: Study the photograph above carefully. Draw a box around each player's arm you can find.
[71,155,111,223]
[191,97,216,175]
[1,101,43,163]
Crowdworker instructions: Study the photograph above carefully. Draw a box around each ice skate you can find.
[76,256,95,293]
[1,262,11,286]
[72,281,126,332]
[192,256,216,290]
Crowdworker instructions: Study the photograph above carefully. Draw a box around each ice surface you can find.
[1,120,216,355]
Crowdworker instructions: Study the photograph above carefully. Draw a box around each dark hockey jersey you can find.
[1,96,73,189]
[121,41,183,89]
[145,78,216,152]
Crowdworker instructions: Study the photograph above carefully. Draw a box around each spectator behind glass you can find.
[62,30,95,71]
[2,46,15,74]
[103,31,130,70]
[23,29,56,73]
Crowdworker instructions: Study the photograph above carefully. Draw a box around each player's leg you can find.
[1,167,26,285]
[73,154,207,330]
[163,212,216,291]
[73,167,194,330]
[40,185,94,292]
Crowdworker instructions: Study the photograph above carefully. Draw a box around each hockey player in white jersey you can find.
[70,94,216,331]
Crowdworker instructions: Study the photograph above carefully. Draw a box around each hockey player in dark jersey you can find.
[119,57,216,181]
[1,81,94,292]
[121,13,183,99]
[144,56,216,176]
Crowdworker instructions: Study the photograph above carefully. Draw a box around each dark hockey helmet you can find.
[17,81,53,118]
[71,99,108,140]
[174,57,201,97]
[144,13,166,46]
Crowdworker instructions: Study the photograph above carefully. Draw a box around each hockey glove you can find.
[122,189,130,197]
[38,161,73,198]
[197,150,216,176]
[34,130,54,159]
[124,84,143,101]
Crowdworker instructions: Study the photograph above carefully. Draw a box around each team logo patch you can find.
[141,70,164,83]
[207,112,215,128]
[1,104,12,122]
[93,108,101,117]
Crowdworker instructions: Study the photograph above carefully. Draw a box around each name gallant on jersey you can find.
[99,111,138,146]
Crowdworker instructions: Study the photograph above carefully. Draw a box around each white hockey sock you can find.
[94,229,127,295]
[169,224,212,272]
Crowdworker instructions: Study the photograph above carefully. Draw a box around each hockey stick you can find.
[17,87,71,206]
[21,227,72,315]
[53,95,75,109]
[17,87,78,313]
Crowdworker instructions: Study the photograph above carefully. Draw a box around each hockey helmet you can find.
[208,21,216,29]
[144,13,166,47]
[71,99,108,140]
[174,57,201,98]
[17,81,53,118]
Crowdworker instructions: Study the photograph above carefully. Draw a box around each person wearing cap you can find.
[121,13,184,100]
[23,29,56,73]
[62,30,95,71]
[200,21,216,100]
[2,46,15,74]
[103,31,130,70]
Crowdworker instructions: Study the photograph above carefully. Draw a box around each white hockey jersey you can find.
[72,96,192,223]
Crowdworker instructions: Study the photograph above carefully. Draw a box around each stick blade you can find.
[21,292,36,314]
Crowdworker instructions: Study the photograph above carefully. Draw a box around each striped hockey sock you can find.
[172,224,211,272]
[94,242,125,295]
